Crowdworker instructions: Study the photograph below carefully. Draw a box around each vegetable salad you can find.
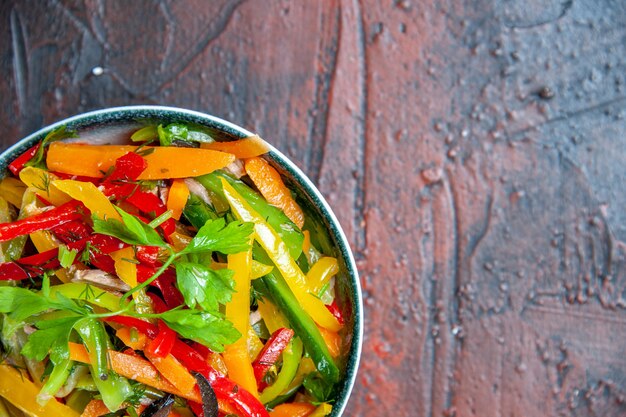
[0,123,344,417]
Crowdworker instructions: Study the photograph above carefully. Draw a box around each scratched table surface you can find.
[1,1,625,416]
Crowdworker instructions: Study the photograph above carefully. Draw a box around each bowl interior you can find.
[0,105,363,416]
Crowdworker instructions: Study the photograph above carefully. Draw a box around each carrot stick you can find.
[269,403,316,417]
[69,342,201,403]
[201,135,270,158]
[144,351,197,394]
[80,399,109,417]
[244,157,305,228]
[47,143,235,180]
[166,179,190,220]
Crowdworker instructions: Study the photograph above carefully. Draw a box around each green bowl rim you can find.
[0,105,363,416]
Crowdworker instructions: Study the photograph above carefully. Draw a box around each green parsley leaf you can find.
[25,125,77,169]
[180,218,253,255]
[58,244,78,268]
[92,206,167,247]
[21,316,81,363]
[175,262,235,312]
[158,123,188,146]
[0,287,54,322]
[303,372,335,403]
[159,309,240,352]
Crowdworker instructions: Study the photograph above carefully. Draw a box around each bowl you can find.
[0,105,363,416]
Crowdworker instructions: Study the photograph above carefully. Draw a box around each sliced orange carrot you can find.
[166,179,190,220]
[269,403,316,417]
[68,342,200,403]
[201,135,270,158]
[317,325,341,358]
[80,399,109,417]
[244,157,304,228]
[47,143,235,180]
[115,326,148,350]
[144,351,197,394]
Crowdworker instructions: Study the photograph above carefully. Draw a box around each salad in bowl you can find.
[0,107,362,417]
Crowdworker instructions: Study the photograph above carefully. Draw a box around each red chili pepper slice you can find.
[0,200,87,242]
[8,143,40,176]
[252,328,295,390]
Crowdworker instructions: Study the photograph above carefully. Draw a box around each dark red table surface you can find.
[1,1,625,416]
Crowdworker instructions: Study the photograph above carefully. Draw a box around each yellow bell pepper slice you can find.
[166,179,190,220]
[309,403,333,417]
[221,179,341,332]
[19,167,72,207]
[110,247,137,287]
[0,365,80,417]
[52,179,121,220]
[47,143,235,180]
[257,298,289,334]
[0,177,27,208]
[223,247,259,397]
[305,257,339,294]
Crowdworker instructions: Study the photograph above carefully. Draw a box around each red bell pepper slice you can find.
[51,220,92,244]
[0,248,61,280]
[136,245,159,266]
[8,143,40,176]
[0,200,87,242]
[325,300,344,326]
[125,191,176,236]
[144,320,177,358]
[252,328,295,390]
[104,316,158,338]
[106,152,147,182]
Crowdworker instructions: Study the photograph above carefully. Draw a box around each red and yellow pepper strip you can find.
[0,200,86,242]
[244,157,305,228]
[68,342,200,403]
[47,143,235,180]
[52,179,121,221]
[221,179,341,332]
[0,364,81,417]
[269,403,316,417]
[223,246,259,397]
[166,179,190,220]
[201,135,270,159]
[252,328,294,390]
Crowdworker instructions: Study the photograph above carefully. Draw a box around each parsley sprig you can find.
[0,205,253,357]
[91,205,254,350]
